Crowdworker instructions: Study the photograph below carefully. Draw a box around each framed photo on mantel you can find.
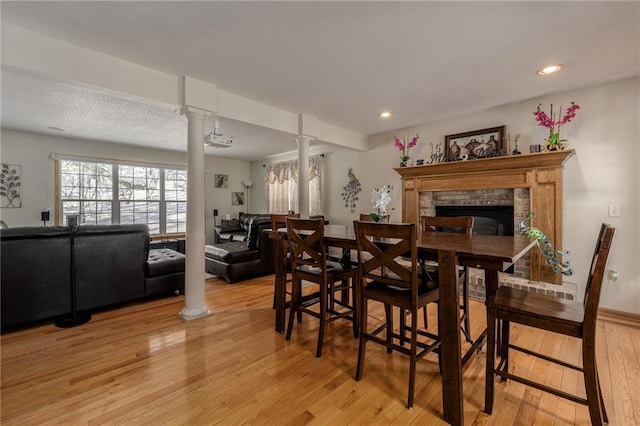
[444,125,506,162]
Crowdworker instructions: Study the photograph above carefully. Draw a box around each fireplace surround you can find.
[395,150,575,284]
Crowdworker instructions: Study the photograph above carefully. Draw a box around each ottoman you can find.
[145,248,185,297]
[205,242,261,283]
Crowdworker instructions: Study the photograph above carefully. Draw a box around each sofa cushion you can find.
[147,248,186,277]
[205,242,259,263]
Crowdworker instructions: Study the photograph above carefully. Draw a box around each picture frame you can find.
[214,174,228,188]
[0,163,22,208]
[444,125,506,162]
[231,191,244,205]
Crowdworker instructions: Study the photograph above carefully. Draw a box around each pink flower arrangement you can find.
[533,102,580,145]
[394,133,419,162]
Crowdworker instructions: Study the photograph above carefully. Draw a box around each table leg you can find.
[438,249,463,426]
[484,269,500,353]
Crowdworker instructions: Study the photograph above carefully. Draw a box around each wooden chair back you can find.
[285,217,327,273]
[354,221,419,299]
[271,213,300,231]
[420,215,474,235]
[583,223,616,331]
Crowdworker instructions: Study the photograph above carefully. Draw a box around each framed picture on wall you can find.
[231,192,244,205]
[444,125,506,162]
[214,174,228,188]
[0,163,22,208]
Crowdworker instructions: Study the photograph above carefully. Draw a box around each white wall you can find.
[0,129,250,244]
[251,77,640,314]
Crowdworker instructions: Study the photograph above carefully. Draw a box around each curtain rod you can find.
[262,153,324,167]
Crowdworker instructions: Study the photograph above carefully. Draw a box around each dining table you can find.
[270,223,535,426]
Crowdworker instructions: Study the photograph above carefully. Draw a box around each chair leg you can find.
[583,339,606,425]
[399,308,407,346]
[484,306,497,414]
[501,319,510,381]
[316,281,328,358]
[350,277,359,338]
[407,310,418,409]
[355,295,368,381]
[385,304,393,354]
[286,278,300,341]
[461,273,473,344]
[422,305,429,329]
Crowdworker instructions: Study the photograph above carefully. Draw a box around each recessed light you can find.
[378,111,393,119]
[47,126,66,132]
[536,64,562,76]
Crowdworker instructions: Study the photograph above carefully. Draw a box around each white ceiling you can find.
[1,1,639,160]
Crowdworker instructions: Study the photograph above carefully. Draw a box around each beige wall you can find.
[251,76,640,314]
[0,130,250,245]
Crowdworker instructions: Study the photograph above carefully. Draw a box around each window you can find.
[59,161,113,225]
[57,158,187,234]
[265,155,323,215]
[164,169,188,233]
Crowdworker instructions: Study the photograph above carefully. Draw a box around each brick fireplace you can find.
[421,188,530,278]
[395,150,576,287]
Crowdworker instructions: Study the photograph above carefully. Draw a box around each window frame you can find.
[55,157,187,236]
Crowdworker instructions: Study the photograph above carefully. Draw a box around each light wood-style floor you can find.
[2,275,639,425]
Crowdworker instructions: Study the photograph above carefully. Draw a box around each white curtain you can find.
[265,155,323,215]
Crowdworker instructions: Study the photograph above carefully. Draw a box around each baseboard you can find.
[598,308,640,329]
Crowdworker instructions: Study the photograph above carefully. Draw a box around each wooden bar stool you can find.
[285,217,358,357]
[353,220,441,408]
[484,223,615,425]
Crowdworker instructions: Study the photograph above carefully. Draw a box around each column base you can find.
[177,306,213,322]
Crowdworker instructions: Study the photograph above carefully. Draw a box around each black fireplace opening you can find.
[435,205,514,236]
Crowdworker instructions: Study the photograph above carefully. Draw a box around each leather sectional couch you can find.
[205,213,275,283]
[1,224,185,330]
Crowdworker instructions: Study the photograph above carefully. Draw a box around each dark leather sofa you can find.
[206,213,275,283]
[1,224,185,330]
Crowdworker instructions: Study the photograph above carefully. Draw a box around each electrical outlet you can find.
[608,204,620,217]
[608,269,619,284]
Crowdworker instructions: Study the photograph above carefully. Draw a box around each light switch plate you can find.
[608,204,620,217]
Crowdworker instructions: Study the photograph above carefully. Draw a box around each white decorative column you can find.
[297,136,311,218]
[178,106,212,322]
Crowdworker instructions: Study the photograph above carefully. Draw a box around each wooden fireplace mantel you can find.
[395,150,575,283]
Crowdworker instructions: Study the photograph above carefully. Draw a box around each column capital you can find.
[180,106,212,120]
[294,135,316,145]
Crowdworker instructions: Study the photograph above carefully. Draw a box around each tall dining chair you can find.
[271,213,301,315]
[484,223,615,425]
[420,215,475,343]
[354,220,441,408]
[285,217,358,357]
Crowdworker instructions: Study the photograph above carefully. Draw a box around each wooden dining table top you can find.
[275,223,535,266]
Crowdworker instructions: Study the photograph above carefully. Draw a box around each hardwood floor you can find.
[2,275,639,425]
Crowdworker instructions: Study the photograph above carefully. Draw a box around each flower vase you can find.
[543,140,568,152]
[400,159,408,167]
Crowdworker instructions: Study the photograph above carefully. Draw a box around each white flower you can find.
[371,185,393,219]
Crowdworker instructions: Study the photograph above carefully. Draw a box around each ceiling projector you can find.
[204,132,233,148]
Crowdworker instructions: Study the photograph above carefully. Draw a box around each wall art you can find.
[444,126,506,162]
[0,163,22,208]
[232,191,244,205]
[214,174,228,188]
